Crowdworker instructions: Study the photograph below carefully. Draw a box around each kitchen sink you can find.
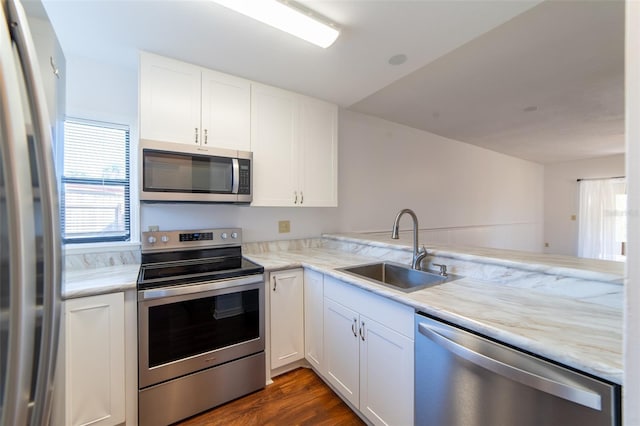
[338,261,461,293]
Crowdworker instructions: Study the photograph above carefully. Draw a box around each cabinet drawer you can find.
[324,275,413,339]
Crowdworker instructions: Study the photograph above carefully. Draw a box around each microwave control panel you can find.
[238,159,251,194]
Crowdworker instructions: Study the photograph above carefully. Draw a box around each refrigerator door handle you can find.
[418,323,603,411]
[0,3,38,425]
[7,1,63,425]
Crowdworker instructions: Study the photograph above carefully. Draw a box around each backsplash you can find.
[65,249,141,271]
[242,238,325,255]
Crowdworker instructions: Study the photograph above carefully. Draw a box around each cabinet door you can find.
[140,52,201,145]
[270,269,304,370]
[324,298,360,407]
[250,84,298,206]
[359,315,414,426]
[65,293,125,426]
[304,269,324,373]
[299,96,338,207]
[201,70,250,151]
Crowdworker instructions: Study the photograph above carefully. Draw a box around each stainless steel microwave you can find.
[139,140,252,203]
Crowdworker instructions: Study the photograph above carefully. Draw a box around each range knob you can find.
[161,235,169,243]
[147,236,157,244]
[231,232,238,239]
[221,232,228,240]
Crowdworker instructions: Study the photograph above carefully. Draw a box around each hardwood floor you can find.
[176,367,365,426]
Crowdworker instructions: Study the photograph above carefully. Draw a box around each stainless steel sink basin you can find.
[338,261,461,293]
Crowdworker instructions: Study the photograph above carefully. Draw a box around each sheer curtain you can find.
[577,177,626,260]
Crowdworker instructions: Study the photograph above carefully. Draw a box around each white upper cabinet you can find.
[200,69,250,150]
[140,53,201,145]
[140,52,251,151]
[298,95,338,207]
[139,52,337,201]
[250,84,298,206]
[251,84,338,207]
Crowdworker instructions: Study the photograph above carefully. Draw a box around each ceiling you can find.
[35,0,624,164]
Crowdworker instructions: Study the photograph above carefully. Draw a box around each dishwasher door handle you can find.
[418,323,602,411]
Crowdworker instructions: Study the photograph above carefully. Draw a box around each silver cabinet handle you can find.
[294,191,298,204]
[204,128,208,144]
[272,276,277,291]
[195,127,198,144]
[300,191,304,205]
[359,321,365,341]
[418,323,602,410]
[351,318,358,337]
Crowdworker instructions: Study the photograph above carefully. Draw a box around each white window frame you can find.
[60,118,131,244]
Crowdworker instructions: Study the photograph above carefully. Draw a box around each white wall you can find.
[337,110,544,251]
[66,55,137,128]
[543,154,625,256]
[141,204,339,242]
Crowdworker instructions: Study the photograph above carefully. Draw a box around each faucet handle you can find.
[433,263,448,277]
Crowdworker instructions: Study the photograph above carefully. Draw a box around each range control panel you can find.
[141,228,242,252]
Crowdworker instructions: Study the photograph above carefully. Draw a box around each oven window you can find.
[147,289,259,367]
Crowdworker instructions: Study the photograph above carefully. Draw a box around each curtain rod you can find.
[576,176,625,182]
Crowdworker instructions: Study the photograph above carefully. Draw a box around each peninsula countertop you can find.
[245,235,623,385]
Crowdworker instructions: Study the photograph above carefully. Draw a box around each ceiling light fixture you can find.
[211,0,340,48]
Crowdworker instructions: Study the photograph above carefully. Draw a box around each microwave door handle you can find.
[232,158,239,194]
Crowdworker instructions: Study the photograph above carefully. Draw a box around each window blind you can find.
[62,119,130,243]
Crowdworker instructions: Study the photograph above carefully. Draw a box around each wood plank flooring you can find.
[176,367,365,426]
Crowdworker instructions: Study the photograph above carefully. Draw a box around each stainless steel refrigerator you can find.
[0,0,64,425]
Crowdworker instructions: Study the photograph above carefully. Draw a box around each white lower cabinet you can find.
[62,292,126,426]
[304,269,324,373]
[269,269,304,370]
[324,298,360,406]
[323,275,414,426]
[359,314,414,426]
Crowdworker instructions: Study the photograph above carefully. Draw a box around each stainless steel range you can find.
[137,228,265,426]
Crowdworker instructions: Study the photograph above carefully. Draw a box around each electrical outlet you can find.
[278,220,291,233]
[148,225,159,232]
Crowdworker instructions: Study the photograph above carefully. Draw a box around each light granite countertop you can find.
[62,233,623,385]
[63,264,140,299]
[245,241,623,385]
[323,231,625,283]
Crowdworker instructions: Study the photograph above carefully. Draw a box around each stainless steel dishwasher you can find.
[415,313,621,426]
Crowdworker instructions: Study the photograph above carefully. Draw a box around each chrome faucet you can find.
[391,208,427,270]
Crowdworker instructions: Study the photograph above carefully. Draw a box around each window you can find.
[577,177,626,261]
[61,119,130,243]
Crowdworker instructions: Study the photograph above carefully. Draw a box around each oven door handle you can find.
[139,274,264,300]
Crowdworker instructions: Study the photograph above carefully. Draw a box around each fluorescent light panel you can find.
[212,0,340,48]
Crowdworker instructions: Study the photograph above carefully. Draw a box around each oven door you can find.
[138,274,264,389]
